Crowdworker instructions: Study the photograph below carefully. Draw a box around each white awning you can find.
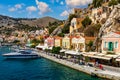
[60,49,66,52]
[36,45,44,48]
[48,47,53,50]
[91,56,111,60]
[104,54,119,58]
[116,58,120,61]
[36,45,48,50]
[65,50,82,55]
[116,56,120,61]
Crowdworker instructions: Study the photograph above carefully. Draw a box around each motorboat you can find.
[2,50,39,59]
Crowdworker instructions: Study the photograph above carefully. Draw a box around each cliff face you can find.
[99,4,120,38]
[93,4,120,50]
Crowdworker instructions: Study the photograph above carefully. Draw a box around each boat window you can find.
[19,51,30,54]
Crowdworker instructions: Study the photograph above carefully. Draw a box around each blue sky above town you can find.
[0,0,92,20]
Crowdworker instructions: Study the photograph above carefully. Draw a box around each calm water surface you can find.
[0,46,103,80]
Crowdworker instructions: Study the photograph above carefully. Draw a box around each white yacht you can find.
[2,50,39,59]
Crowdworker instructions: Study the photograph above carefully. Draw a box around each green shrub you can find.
[30,45,36,48]
[52,46,61,54]
[82,16,92,28]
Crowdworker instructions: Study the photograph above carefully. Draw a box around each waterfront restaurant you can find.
[101,32,120,54]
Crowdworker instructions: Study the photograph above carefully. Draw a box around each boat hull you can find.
[3,54,39,59]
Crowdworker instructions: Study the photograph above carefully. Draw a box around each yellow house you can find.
[70,18,84,33]
[54,36,62,47]
[62,36,72,49]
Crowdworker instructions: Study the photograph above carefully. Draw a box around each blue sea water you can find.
[0,46,103,80]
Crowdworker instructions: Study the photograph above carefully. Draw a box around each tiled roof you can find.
[115,32,120,35]
[54,36,62,39]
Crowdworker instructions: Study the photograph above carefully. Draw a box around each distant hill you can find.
[19,16,60,27]
[0,15,60,28]
[0,15,60,35]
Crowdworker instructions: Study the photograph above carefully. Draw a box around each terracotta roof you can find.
[69,36,75,39]
[115,32,120,35]
[54,36,62,39]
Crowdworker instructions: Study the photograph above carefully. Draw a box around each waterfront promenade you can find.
[37,51,120,80]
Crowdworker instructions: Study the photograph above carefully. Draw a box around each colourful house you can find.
[70,18,84,33]
[54,36,62,47]
[71,36,85,52]
[62,36,71,49]
[46,36,54,47]
[102,32,120,54]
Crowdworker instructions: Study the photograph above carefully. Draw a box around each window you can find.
[115,42,118,48]
[104,42,107,48]
[71,23,74,28]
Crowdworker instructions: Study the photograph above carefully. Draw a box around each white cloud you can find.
[35,0,51,15]
[8,7,16,12]
[65,0,92,8]
[26,6,37,13]
[8,3,24,12]
[15,4,22,9]
[60,1,64,5]
[60,10,69,17]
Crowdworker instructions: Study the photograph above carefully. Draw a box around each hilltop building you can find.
[70,18,84,34]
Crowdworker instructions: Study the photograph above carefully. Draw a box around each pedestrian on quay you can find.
[99,64,104,70]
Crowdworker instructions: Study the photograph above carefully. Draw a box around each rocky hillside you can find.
[0,15,60,28]
[98,4,120,39]
[20,16,59,27]
[93,4,120,50]
[0,15,60,35]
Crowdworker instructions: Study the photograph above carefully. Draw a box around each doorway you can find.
[108,42,114,51]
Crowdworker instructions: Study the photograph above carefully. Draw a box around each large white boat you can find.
[2,50,39,59]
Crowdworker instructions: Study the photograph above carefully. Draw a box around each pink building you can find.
[46,36,54,47]
[102,32,120,54]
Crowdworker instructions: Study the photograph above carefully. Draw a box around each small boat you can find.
[2,50,39,59]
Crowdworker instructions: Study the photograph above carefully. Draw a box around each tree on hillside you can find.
[109,0,118,6]
[92,0,103,8]
[58,33,64,37]
[82,16,92,28]
[93,23,101,32]
[62,23,70,33]
[118,0,120,3]
[86,41,93,51]
[68,14,77,22]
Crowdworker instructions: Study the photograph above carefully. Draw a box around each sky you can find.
[0,0,92,20]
